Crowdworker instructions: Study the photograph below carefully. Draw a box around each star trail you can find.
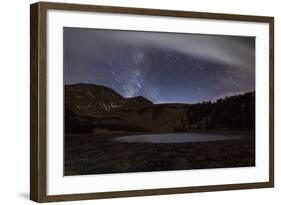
[64,27,255,104]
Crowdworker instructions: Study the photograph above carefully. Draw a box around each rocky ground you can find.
[64,130,255,176]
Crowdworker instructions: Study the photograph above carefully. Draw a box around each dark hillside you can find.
[64,84,255,134]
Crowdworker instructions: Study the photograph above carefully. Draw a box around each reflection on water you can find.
[114,133,241,144]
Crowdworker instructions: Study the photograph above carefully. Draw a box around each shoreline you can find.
[66,129,255,139]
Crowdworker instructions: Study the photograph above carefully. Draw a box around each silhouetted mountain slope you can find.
[64,84,255,134]
[65,83,153,116]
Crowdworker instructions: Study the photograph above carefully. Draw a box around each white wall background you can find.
[0,0,279,204]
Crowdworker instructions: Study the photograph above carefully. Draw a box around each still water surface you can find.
[114,133,241,144]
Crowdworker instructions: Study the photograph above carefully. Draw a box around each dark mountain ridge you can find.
[64,84,255,134]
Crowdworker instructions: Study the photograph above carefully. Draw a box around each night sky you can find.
[64,27,255,104]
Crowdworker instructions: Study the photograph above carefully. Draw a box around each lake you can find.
[114,133,242,144]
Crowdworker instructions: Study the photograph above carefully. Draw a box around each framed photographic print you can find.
[30,1,274,202]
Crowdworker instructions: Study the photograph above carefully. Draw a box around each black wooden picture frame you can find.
[30,2,274,202]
